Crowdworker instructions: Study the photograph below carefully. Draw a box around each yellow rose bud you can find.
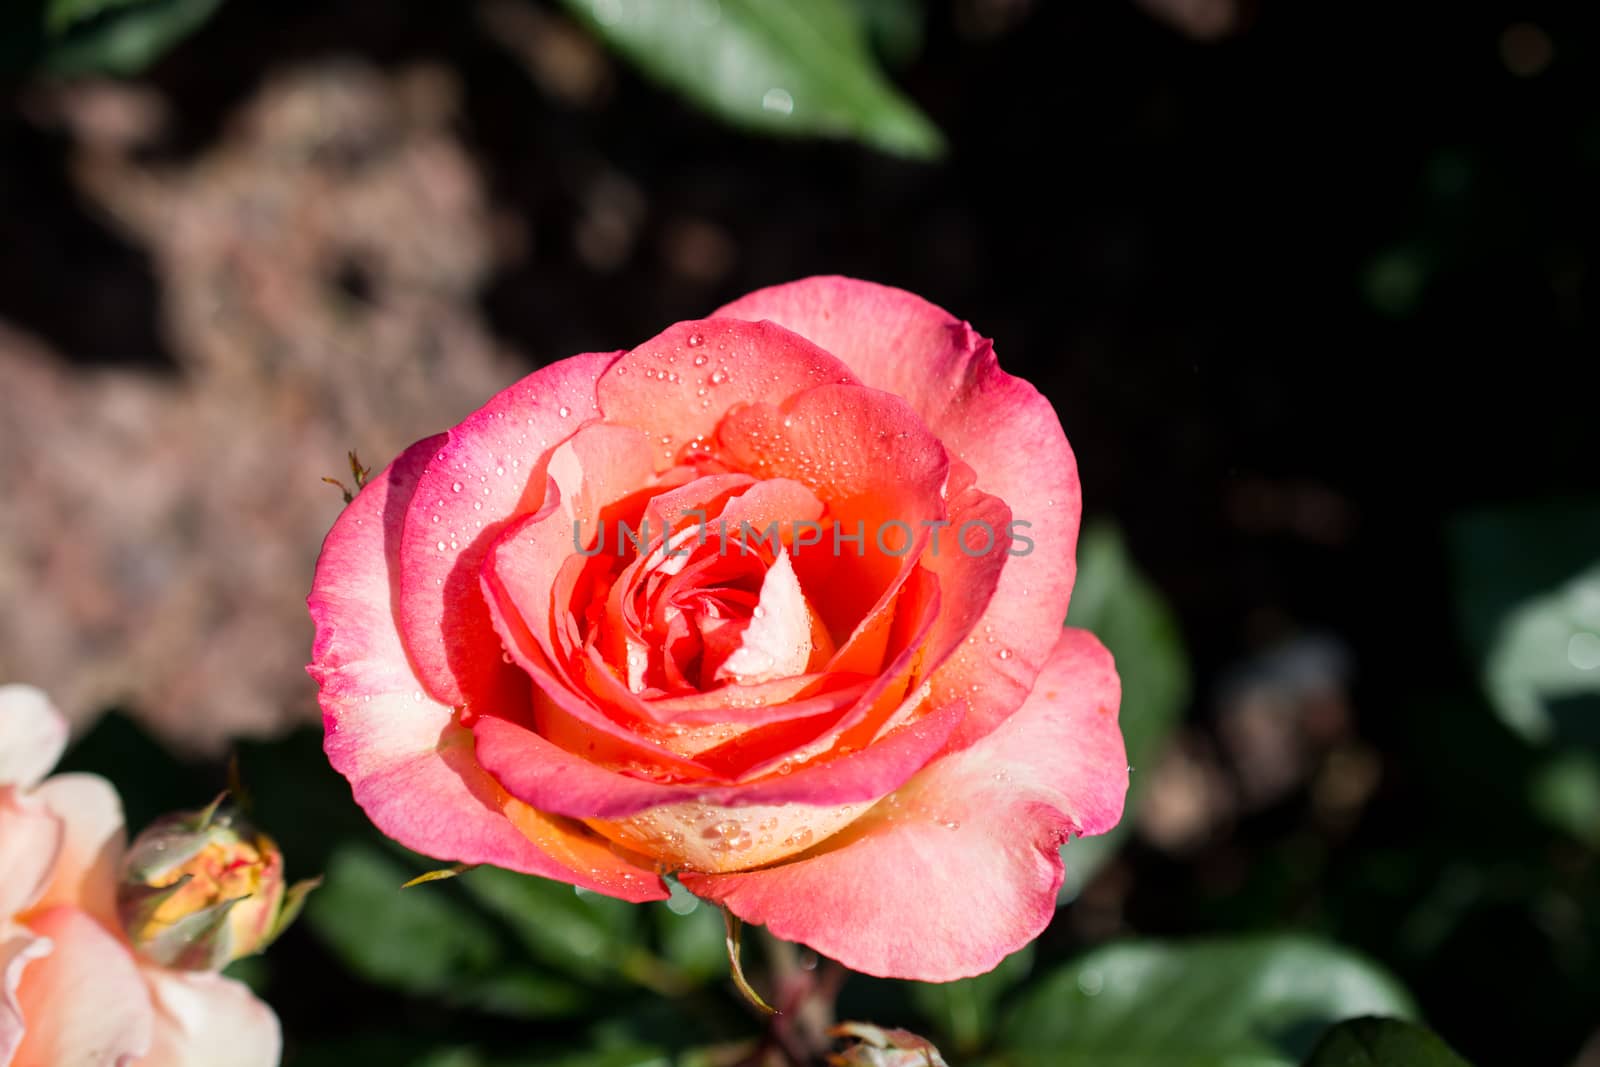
[117,799,313,971]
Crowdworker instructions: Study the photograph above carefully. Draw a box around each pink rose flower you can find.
[0,685,281,1067]
[307,277,1128,980]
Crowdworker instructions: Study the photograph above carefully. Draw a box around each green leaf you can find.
[47,0,142,34]
[307,843,586,1019]
[457,866,692,995]
[1529,747,1600,846]
[1302,1017,1473,1067]
[558,0,943,158]
[849,0,923,66]
[1482,561,1600,746]
[910,944,1032,1057]
[652,877,727,981]
[1059,521,1191,900]
[43,0,225,75]
[308,844,499,993]
[1448,501,1600,657]
[994,937,1415,1067]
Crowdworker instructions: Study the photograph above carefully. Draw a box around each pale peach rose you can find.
[0,685,280,1067]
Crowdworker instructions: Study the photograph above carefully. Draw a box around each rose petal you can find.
[0,929,50,1065]
[716,382,949,644]
[29,774,125,928]
[12,907,154,1067]
[681,628,1126,981]
[308,436,668,902]
[397,351,621,713]
[481,531,714,777]
[473,692,964,821]
[138,969,281,1067]
[0,792,61,923]
[715,278,1081,747]
[714,551,814,685]
[0,685,68,790]
[596,318,858,472]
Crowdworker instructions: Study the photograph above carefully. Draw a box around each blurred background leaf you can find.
[557,0,943,158]
[1481,561,1600,746]
[1059,520,1191,900]
[307,842,590,1020]
[909,945,1032,1058]
[1301,1017,1473,1067]
[989,937,1413,1067]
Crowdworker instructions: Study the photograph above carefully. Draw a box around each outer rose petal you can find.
[473,694,965,819]
[595,318,859,472]
[681,628,1126,981]
[398,350,621,713]
[715,278,1081,747]
[30,774,125,927]
[12,907,155,1067]
[308,436,668,902]
[1,932,50,1064]
[138,969,280,1067]
[0,792,61,923]
[0,685,68,789]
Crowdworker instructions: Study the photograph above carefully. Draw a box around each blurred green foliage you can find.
[987,938,1414,1067]
[1303,1018,1473,1067]
[2,0,941,157]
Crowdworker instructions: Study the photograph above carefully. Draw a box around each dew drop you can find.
[451,481,463,493]
[558,405,571,417]
[687,332,705,347]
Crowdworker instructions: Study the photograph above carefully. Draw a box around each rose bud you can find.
[116,798,315,971]
[829,1022,950,1067]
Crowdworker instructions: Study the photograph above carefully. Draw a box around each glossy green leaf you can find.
[1302,1017,1473,1067]
[1483,561,1600,745]
[994,937,1415,1067]
[1059,521,1191,900]
[558,0,943,158]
